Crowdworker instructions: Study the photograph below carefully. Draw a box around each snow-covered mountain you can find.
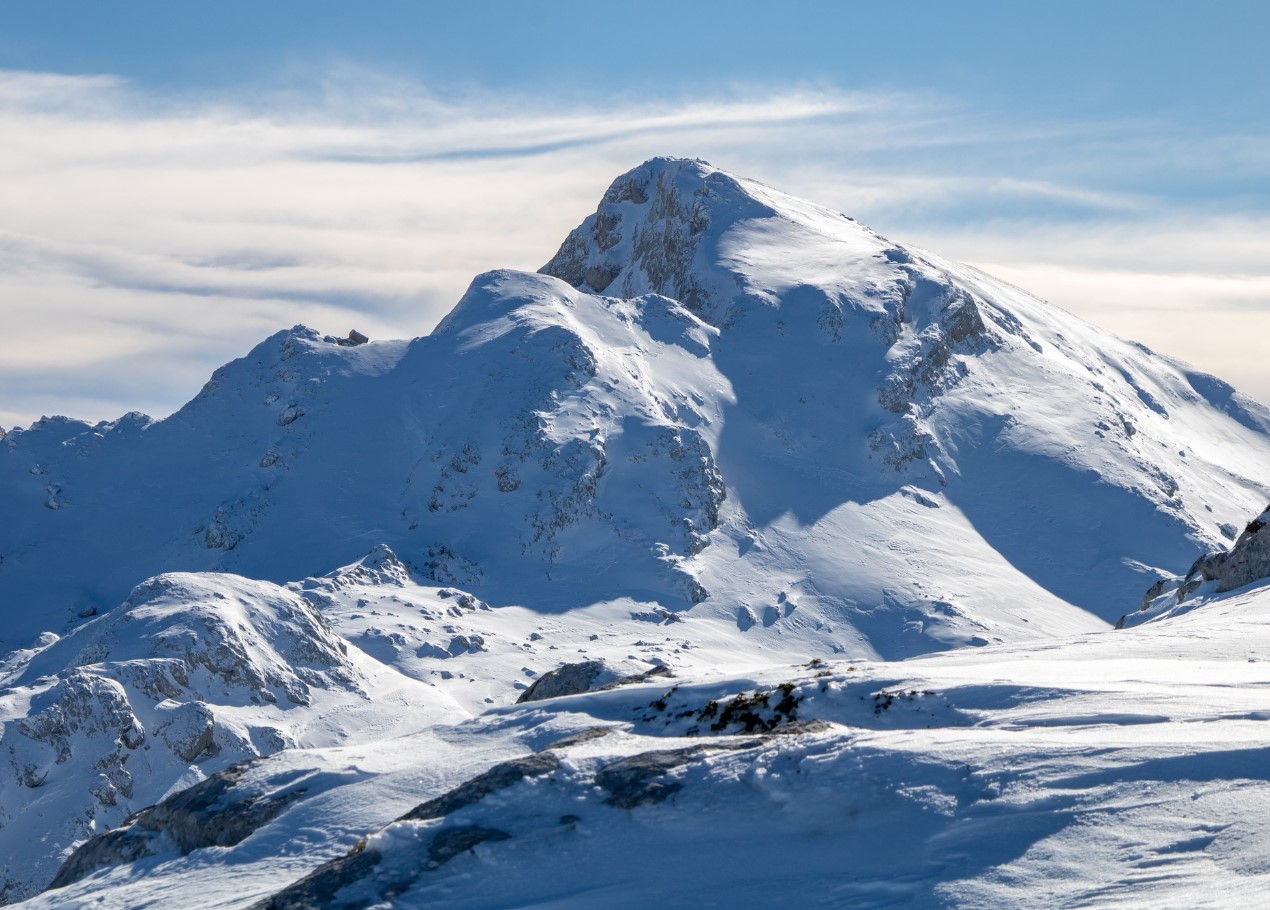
[4,157,1270,905]
[4,157,1268,661]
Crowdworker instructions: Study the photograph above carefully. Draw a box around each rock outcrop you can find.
[516,660,609,703]
[516,660,675,704]
[1194,505,1270,594]
[48,761,307,891]
[1122,504,1270,627]
[250,753,560,910]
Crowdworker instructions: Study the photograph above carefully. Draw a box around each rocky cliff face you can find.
[1184,505,1270,595]
[1122,504,1270,627]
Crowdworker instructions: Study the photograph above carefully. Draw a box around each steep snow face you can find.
[0,572,462,901]
[2,158,1268,657]
[543,157,1270,622]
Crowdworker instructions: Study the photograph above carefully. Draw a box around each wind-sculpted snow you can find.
[32,575,1270,910]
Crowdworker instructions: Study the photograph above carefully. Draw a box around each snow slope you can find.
[3,158,1267,662]
[26,567,1270,910]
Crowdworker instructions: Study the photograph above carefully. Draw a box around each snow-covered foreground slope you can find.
[25,570,1270,909]
[10,532,1043,901]
[3,158,1269,659]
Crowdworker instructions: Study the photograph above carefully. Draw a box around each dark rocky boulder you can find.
[517,660,674,704]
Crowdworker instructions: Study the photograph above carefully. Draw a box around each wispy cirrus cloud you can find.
[0,68,1267,428]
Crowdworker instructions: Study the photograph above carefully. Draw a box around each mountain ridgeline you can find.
[3,157,1269,659]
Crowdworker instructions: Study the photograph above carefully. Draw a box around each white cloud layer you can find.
[0,70,1267,427]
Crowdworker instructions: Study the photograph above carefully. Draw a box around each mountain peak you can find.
[541,157,911,330]
[542,157,780,325]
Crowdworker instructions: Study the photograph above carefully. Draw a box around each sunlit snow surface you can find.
[19,565,1270,909]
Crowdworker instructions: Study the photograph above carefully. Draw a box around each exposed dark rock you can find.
[767,718,836,736]
[253,823,512,910]
[45,828,155,893]
[517,661,676,704]
[250,847,382,910]
[597,664,674,691]
[515,660,607,703]
[635,682,805,736]
[542,726,616,750]
[1140,577,1171,610]
[397,752,559,822]
[426,825,510,867]
[629,607,684,624]
[447,634,480,656]
[49,761,305,891]
[594,747,703,809]
[144,767,305,854]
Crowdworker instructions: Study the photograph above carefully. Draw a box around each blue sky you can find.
[5,1,1267,116]
[1,1,1268,424]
